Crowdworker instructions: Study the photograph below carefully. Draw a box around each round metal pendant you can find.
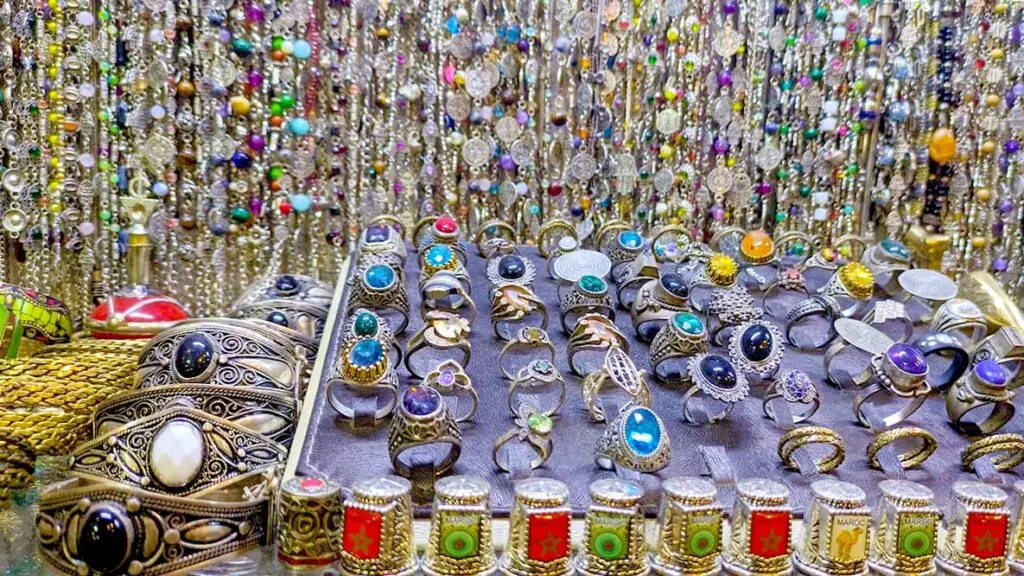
[553,249,611,282]
[2,208,27,233]
[833,318,892,355]
[898,269,958,301]
[2,169,26,193]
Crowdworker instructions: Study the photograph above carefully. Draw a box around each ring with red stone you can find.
[761,267,810,318]
[419,215,468,264]
[388,386,462,479]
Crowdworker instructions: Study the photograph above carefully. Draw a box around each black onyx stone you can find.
[660,273,688,298]
[78,507,130,574]
[266,311,290,327]
[700,355,737,389]
[498,255,527,280]
[274,274,299,295]
[175,334,214,378]
[740,324,774,362]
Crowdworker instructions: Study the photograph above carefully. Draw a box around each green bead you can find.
[28,146,40,158]
[775,212,786,222]
[648,54,658,66]
[269,102,283,116]
[852,122,864,133]
[231,38,254,56]
[814,5,828,19]
[99,160,111,171]
[856,38,867,50]
[230,207,252,222]
[107,74,119,86]
[28,103,39,115]
[99,8,110,20]
[853,80,866,92]
[108,124,120,135]
[804,128,818,140]
[268,166,284,180]
[99,61,111,72]
[279,94,296,109]
[109,174,119,184]
[775,168,788,179]
[99,210,112,222]
[98,110,109,122]
[110,224,121,233]
[779,124,790,135]
[847,164,859,175]
[272,36,285,50]
[781,79,793,91]
[809,68,823,81]
[785,35,796,46]
[799,185,812,198]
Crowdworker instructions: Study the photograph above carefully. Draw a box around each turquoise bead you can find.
[289,193,312,213]
[426,244,453,267]
[292,39,312,59]
[618,230,643,248]
[673,312,704,334]
[288,117,311,136]
[578,274,606,293]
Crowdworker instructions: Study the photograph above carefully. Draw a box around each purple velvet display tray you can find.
[295,245,1022,517]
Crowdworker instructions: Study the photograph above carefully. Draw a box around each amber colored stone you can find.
[176,80,196,98]
[928,128,957,164]
[741,230,775,262]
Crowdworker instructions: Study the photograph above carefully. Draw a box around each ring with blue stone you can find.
[946,359,1016,436]
[603,229,646,278]
[231,298,329,340]
[851,342,931,428]
[681,354,750,425]
[487,253,536,295]
[650,312,709,383]
[594,219,632,254]
[343,308,402,368]
[358,222,408,265]
[388,386,462,479]
[558,274,615,335]
[420,271,477,325]
[474,219,518,257]
[762,370,820,425]
[232,273,335,310]
[972,327,1024,390]
[420,244,472,294]
[728,320,785,380]
[630,274,692,343]
[356,251,406,281]
[340,336,393,386]
[346,260,410,335]
[594,405,671,473]
[860,238,911,295]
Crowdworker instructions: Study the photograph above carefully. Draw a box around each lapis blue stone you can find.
[365,224,390,243]
[660,273,688,298]
[699,355,738,390]
[403,386,441,416]
[365,264,396,289]
[350,339,384,367]
[266,311,290,327]
[275,274,299,294]
[175,334,214,379]
[624,407,661,456]
[426,244,453,267]
[79,508,130,574]
[498,255,527,280]
[619,230,643,249]
[740,324,774,362]
[975,359,1008,387]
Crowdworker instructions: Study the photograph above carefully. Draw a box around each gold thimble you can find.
[794,480,870,576]
[650,477,723,576]
[422,476,498,576]
[574,478,648,576]
[936,480,1011,576]
[867,480,939,576]
[1007,481,1024,574]
[339,475,417,576]
[499,477,573,576]
[722,478,793,576]
[276,476,343,569]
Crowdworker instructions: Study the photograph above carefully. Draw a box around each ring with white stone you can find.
[931,298,988,348]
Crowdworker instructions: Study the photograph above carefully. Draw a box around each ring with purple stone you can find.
[614,252,660,310]
[762,370,820,424]
[630,275,691,343]
[423,360,478,424]
[728,320,785,380]
[405,311,472,380]
[420,272,478,325]
[491,284,548,342]
[507,359,566,417]
[346,261,410,335]
[946,359,1017,437]
[594,405,671,473]
[681,354,750,426]
[498,327,556,381]
[474,219,518,257]
[909,331,970,391]
[366,214,407,244]
[358,222,408,266]
[342,309,402,368]
[492,403,553,473]
[649,312,709,384]
[388,386,462,479]
[851,342,932,428]
[972,327,1024,390]
[557,275,615,335]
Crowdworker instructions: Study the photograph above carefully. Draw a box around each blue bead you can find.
[231,151,252,169]
[740,324,774,362]
[618,230,643,248]
[266,311,289,326]
[699,355,738,389]
[275,274,299,294]
[660,273,688,298]
[350,339,384,367]
[426,244,453,267]
[175,334,214,378]
[365,264,396,289]
[288,117,311,136]
[623,407,662,456]
[446,15,460,34]
[289,193,312,213]
[292,39,312,59]
[152,182,169,197]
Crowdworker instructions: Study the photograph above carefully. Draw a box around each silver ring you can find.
[763,370,820,424]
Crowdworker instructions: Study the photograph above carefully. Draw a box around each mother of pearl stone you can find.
[149,420,205,488]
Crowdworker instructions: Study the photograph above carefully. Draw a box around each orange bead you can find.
[740,230,775,263]
[928,128,957,164]
[270,116,284,128]
[272,50,285,61]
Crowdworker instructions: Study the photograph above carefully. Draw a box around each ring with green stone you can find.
[649,312,709,383]
[492,403,553,473]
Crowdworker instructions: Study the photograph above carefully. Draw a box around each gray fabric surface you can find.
[297,246,1022,518]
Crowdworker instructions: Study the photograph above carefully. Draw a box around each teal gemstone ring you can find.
[649,312,709,383]
[346,259,410,335]
[595,405,671,473]
[557,274,614,335]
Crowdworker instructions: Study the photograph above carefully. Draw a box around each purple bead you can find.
[247,70,263,88]
[886,343,928,375]
[249,197,263,215]
[517,39,530,53]
[717,69,733,87]
[1000,199,1015,213]
[711,205,725,221]
[713,138,729,155]
[770,63,784,77]
[402,386,441,416]
[722,0,739,14]
[757,182,773,196]
[245,3,264,22]
[993,258,1009,272]
[1006,140,1021,154]
[1014,83,1024,97]
[516,110,529,125]
[555,36,570,52]
[993,221,1005,236]
[217,29,231,43]
[975,359,1007,387]
[1006,90,1017,108]
[248,134,265,151]
[500,154,517,170]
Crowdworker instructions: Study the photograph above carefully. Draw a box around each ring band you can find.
[777,426,845,473]
[861,300,913,343]
[405,311,473,379]
[866,426,938,470]
[507,359,566,417]
[582,346,652,424]
[567,313,629,378]
[420,272,477,325]
[491,284,548,341]
[961,433,1024,472]
[498,327,556,381]
[649,312,708,383]
[492,406,553,473]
